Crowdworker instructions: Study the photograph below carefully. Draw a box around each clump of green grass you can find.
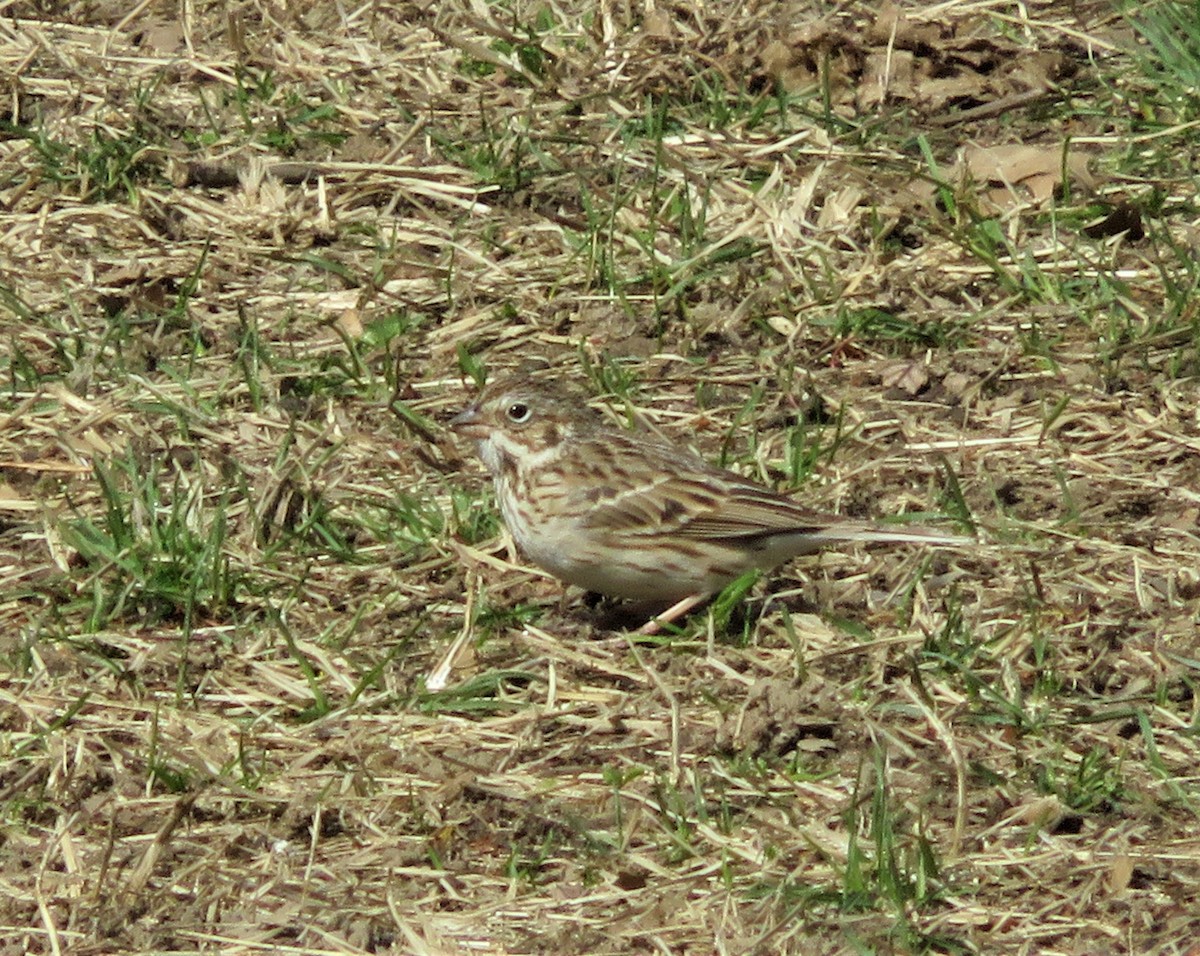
[60,449,242,630]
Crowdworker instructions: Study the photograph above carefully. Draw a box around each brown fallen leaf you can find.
[881,360,930,396]
[136,20,186,54]
[960,142,1095,209]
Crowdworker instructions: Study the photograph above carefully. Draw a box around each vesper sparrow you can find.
[451,375,970,630]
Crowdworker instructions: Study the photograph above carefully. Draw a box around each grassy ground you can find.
[2,0,1200,953]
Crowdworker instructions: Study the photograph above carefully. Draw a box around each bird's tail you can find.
[808,521,974,548]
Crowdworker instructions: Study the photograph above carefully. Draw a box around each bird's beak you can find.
[449,405,487,439]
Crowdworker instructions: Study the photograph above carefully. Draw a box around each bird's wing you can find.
[575,436,839,541]
[672,478,840,539]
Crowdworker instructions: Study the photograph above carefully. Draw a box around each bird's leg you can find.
[637,593,709,635]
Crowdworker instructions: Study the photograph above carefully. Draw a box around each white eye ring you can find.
[506,401,532,423]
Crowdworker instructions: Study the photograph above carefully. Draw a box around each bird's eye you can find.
[505,401,532,423]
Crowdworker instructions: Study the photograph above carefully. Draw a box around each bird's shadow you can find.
[576,585,817,637]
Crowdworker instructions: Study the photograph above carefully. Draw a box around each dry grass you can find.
[2,0,1200,953]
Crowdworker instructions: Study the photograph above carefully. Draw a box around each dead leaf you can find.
[137,21,186,54]
[960,143,1095,209]
[881,360,929,395]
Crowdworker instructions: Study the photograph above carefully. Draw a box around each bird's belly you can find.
[531,545,707,601]
[512,511,747,601]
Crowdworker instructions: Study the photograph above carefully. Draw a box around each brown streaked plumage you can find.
[450,375,971,629]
